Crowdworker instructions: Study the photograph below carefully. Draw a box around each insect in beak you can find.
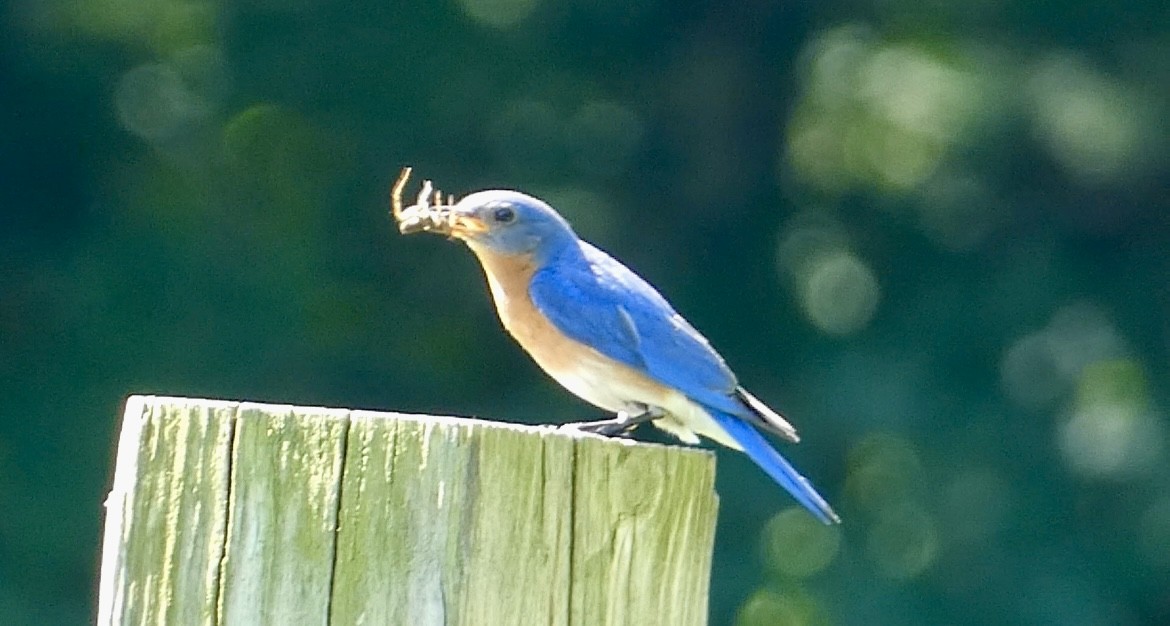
[391,167,485,238]
[390,167,457,236]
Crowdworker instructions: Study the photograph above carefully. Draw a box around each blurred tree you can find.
[1,0,1167,623]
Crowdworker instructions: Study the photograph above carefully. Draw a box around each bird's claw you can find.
[559,406,664,438]
[391,167,457,235]
[559,419,640,438]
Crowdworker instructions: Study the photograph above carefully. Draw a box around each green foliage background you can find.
[2,0,1168,623]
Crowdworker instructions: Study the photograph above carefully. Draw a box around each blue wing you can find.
[529,242,746,416]
[531,242,839,524]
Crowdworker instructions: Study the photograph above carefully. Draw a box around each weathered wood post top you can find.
[98,395,719,625]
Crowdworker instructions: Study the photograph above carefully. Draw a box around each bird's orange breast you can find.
[464,244,674,413]
[464,246,563,356]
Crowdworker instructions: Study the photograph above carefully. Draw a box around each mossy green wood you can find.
[99,396,719,626]
[569,436,719,625]
[216,404,348,624]
[327,412,577,625]
[97,396,236,626]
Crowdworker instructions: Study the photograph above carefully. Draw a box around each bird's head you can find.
[432,190,578,259]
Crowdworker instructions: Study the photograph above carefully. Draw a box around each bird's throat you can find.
[465,244,538,333]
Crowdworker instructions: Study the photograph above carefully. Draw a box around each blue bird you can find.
[399,180,839,524]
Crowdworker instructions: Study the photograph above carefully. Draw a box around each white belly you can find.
[541,346,659,412]
[538,345,740,449]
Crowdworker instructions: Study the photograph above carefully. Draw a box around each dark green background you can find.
[3,0,1168,623]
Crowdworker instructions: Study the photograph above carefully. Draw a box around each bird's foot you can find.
[559,418,637,437]
[559,405,664,438]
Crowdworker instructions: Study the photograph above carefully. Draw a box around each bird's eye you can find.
[493,206,516,223]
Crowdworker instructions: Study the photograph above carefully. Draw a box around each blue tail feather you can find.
[710,410,840,525]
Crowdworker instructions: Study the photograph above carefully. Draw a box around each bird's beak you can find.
[444,207,489,238]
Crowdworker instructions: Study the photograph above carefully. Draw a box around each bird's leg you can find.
[559,404,665,438]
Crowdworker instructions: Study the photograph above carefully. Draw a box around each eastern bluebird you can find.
[394,171,839,524]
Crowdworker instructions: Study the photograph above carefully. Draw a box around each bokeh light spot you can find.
[1000,332,1068,409]
[1000,302,1126,410]
[147,0,216,54]
[458,0,540,29]
[42,0,215,52]
[862,127,940,191]
[1058,359,1163,478]
[803,24,875,105]
[786,120,847,193]
[736,588,830,626]
[776,212,851,278]
[1029,54,1155,183]
[866,503,938,580]
[222,103,344,207]
[761,508,841,578]
[784,26,998,198]
[859,45,984,142]
[845,433,924,511]
[115,61,209,142]
[799,251,880,335]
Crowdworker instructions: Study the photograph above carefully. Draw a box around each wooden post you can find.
[98,396,719,625]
